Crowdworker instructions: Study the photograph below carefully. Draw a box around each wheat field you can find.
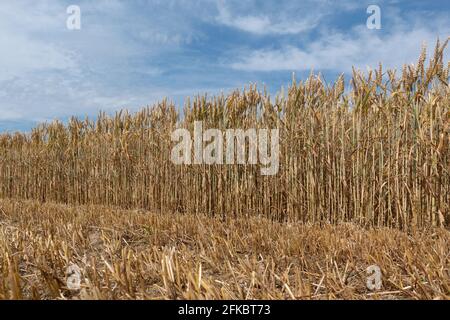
[0,41,449,300]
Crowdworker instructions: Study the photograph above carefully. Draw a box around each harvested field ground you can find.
[0,199,448,300]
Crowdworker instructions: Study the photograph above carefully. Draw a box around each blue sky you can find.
[0,0,449,132]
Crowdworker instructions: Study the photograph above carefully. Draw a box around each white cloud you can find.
[0,1,77,81]
[0,35,77,81]
[215,1,321,35]
[0,0,201,125]
[0,110,23,121]
[213,0,372,35]
[231,26,450,72]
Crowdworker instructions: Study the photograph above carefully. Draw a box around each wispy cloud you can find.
[0,1,76,81]
[230,13,450,73]
[0,0,206,125]
[216,1,320,35]
[213,0,371,35]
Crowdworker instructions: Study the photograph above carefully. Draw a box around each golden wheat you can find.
[1,42,448,229]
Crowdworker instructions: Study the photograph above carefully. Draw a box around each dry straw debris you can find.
[0,199,448,300]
